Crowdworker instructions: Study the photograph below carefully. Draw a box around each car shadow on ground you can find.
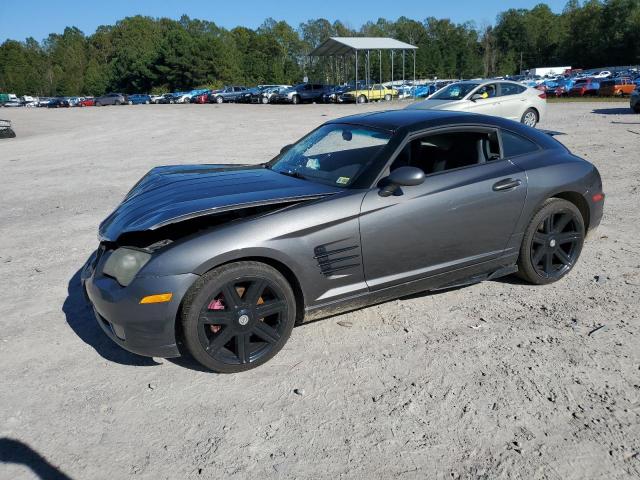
[591,107,635,115]
[0,438,73,480]
[62,268,159,367]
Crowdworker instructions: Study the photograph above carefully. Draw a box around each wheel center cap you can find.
[549,239,557,248]
[238,314,250,326]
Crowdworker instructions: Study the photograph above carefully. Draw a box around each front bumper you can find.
[81,250,199,358]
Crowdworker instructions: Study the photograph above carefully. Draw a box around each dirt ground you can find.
[0,101,639,480]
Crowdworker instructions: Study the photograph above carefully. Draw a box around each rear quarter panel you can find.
[508,148,602,240]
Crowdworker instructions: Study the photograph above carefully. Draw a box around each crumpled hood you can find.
[406,99,465,110]
[99,164,340,242]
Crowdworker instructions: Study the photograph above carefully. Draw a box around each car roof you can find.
[325,109,561,150]
[327,109,481,132]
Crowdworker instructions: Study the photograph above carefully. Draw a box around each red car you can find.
[568,78,600,96]
[78,97,95,107]
[191,92,210,104]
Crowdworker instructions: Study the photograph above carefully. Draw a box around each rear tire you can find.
[517,198,585,285]
[181,261,296,373]
[292,95,300,105]
[215,96,223,104]
[357,95,367,104]
[521,108,538,127]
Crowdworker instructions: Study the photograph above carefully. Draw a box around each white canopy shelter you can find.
[309,37,419,102]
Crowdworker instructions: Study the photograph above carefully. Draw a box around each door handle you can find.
[493,178,522,191]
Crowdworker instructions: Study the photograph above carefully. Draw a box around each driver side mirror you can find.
[379,166,425,197]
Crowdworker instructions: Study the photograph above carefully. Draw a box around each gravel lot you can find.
[1,102,639,479]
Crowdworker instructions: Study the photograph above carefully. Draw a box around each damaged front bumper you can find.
[81,249,198,358]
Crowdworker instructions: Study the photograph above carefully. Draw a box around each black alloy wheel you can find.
[518,198,585,284]
[182,261,296,373]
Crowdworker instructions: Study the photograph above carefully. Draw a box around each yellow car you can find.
[340,84,398,103]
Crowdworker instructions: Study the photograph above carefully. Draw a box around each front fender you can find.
[140,191,368,308]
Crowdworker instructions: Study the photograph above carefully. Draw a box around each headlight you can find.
[103,248,151,287]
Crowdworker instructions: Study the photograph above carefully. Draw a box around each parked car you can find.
[252,86,280,104]
[157,93,176,104]
[95,93,128,106]
[591,70,612,79]
[0,118,16,137]
[631,85,640,113]
[128,94,152,105]
[568,78,600,96]
[37,97,53,107]
[407,80,546,128]
[340,84,398,103]
[273,83,332,104]
[208,86,248,104]
[150,94,164,104]
[599,78,636,96]
[237,87,261,103]
[322,85,351,103]
[191,91,212,104]
[47,97,71,108]
[172,92,193,104]
[82,109,604,372]
[78,97,95,107]
[0,93,18,105]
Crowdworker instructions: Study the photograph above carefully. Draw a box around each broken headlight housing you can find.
[102,248,151,287]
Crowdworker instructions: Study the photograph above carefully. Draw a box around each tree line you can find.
[1,0,639,96]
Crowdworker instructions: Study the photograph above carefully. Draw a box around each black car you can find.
[273,83,333,104]
[82,109,604,373]
[322,83,366,103]
[236,87,261,103]
[157,93,177,104]
[47,97,71,108]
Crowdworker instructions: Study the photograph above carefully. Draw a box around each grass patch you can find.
[547,96,630,103]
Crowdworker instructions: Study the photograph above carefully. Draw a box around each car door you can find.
[496,83,526,120]
[464,83,501,116]
[359,127,527,291]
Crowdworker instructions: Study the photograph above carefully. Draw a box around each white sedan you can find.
[406,80,547,127]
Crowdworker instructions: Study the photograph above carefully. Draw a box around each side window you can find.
[476,84,497,99]
[501,130,539,157]
[500,83,524,96]
[390,131,501,175]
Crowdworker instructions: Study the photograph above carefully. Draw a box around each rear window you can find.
[501,130,539,157]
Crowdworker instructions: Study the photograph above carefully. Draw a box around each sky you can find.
[0,0,568,42]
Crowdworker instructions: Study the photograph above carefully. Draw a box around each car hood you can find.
[405,99,465,110]
[98,164,341,242]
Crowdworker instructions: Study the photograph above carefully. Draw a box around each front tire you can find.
[292,95,300,105]
[384,94,392,101]
[521,108,538,127]
[517,198,585,285]
[357,95,367,104]
[181,261,296,373]
[215,96,223,104]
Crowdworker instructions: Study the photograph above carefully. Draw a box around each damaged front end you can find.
[98,163,340,243]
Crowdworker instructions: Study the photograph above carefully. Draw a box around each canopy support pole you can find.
[413,50,416,100]
[355,50,359,104]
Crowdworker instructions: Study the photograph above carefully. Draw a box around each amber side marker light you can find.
[140,293,173,304]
